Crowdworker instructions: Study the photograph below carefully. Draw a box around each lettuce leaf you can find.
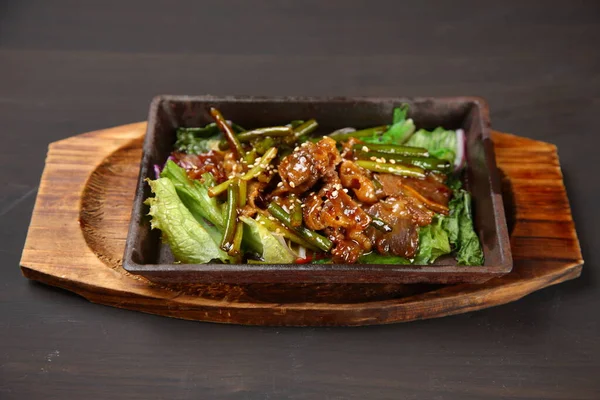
[408,173,484,266]
[392,105,408,124]
[160,160,224,229]
[174,126,222,155]
[145,178,231,264]
[405,127,457,163]
[174,123,245,155]
[443,188,484,266]
[445,173,463,191]
[240,216,296,263]
[363,105,415,145]
[414,216,452,264]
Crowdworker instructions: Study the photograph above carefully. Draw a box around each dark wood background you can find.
[1,1,598,399]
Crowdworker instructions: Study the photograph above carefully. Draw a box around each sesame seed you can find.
[300,204,306,208]
[343,188,348,193]
[277,182,284,188]
[290,182,296,188]
[370,156,377,161]
[331,190,339,198]
[362,146,370,152]
[389,159,396,164]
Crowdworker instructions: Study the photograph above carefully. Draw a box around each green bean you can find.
[230,225,243,259]
[289,120,305,128]
[255,214,319,251]
[369,216,392,233]
[352,143,429,157]
[220,180,240,254]
[252,136,276,155]
[210,107,245,159]
[209,180,231,198]
[238,179,247,207]
[208,147,278,197]
[293,119,318,137]
[179,122,244,137]
[356,160,426,178]
[221,135,277,153]
[230,229,243,258]
[242,147,278,180]
[288,194,303,227]
[218,140,229,151]
[227,179,247,258]
[244,148,257,164]
[329,125,388,142]
[236,126,293,142]
[177,124,220,136]
[356,151,451,172]
[267,203,332,252]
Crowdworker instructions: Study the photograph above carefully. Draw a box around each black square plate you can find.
[123,95,512,284]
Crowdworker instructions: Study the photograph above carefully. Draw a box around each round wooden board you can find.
[20,122,584,326]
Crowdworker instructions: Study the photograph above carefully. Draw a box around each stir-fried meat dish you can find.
[146,106,484,266]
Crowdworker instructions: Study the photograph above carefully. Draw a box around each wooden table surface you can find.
[1,1,598,399]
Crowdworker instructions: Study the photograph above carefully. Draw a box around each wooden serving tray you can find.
[20,122,584,326]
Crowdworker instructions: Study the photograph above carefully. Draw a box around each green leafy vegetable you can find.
[443,188,484,266]
[442,208,459,246]
[267,202,333,252]
[145,178,231,264]
[358,253,412,264]
[174,121,245,155]
[148,107,483,267]
[405,127,457,163]
[160,160,224,229]
[393,105,408,124]
[240,216,296,263]
[363,105,415,145]
[174,125,223,155]
[361,104,458,165]
[445,173,463,191]
[414,216,452,264]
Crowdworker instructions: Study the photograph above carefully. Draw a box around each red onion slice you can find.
[454,129,466,171]
[329,127,356,136]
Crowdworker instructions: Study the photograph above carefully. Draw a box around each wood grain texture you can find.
[19,123,583,326]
